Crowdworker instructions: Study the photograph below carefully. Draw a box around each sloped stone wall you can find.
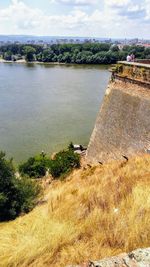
[86,79,150,163]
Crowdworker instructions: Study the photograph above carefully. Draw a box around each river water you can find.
[0,63,110,162]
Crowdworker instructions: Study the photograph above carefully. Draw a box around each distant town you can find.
[0,35,150,48]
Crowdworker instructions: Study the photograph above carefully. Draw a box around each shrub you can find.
[50,149,80,178]
[19,148,80,179]
[14,176,41,213]
[19,154,51,178]
[68,142,74,151]
[0,152,41,221]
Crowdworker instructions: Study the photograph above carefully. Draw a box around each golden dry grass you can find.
[0,155,150,267]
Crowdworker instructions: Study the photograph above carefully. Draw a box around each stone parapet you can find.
[111,61,150,85]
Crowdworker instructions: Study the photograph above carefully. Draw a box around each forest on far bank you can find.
[0,43,150,64]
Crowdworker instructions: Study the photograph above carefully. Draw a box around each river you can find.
[0,63,110,162]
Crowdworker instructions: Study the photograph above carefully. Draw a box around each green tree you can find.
[3,51,12,60]
[0,152,41,221]
[62,52,72,63]
[0,42,149,65]
[110,45,119,52]
[50,149,80,178]
[19,154,51,178]
[41,49,54,62]
[144,47,150,57]
[118,51,127,60]
[23,46,36,62]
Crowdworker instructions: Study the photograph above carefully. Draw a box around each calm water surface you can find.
[0,63,110,162]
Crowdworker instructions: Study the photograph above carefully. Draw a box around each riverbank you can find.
[0,59,112,66]
[0,58,66,65]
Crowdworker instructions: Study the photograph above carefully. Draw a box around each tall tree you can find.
[23,46,36,62]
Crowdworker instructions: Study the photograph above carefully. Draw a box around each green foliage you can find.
[68,142,74,151]
[23,46,36,62]
[144,48,150,58]
[19,147,80,179]
[19,154,51,178]
[110,45,119,52]
[0,152,41,221]
[3,51,12,61]
[0,43,149,64]
[122,45,145,58]
[50,149,80,178]
[14,176,41,213]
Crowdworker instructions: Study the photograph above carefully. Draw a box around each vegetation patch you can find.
[0,146,80,221]
[0,152,41,221]
[19,147,80,179]
[0,155,150,266]
[50,149,80,178]
[19,154,51,178]
[0,43,149,64]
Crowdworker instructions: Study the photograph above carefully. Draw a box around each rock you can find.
[128,248,150,264]
[68,248,150,267]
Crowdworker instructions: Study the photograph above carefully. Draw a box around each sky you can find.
[0,0,149,38]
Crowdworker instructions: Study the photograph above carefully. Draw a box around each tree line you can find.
[0,43,149,64]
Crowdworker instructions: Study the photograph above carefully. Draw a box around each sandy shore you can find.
[0,59,25,63]
[0,59,66,65]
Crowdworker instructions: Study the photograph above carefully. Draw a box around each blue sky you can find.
[0,0,149,38]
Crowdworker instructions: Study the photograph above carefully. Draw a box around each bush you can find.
[68,142,74,151]
[50,149,80,178]
[19,148,80,179]
[19,154,51,178]
[0,152,41,221]
[14,176,41,213]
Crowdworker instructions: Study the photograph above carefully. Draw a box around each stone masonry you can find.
[86,75,150,163]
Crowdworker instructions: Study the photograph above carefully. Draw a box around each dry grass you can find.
[0,155,150,267]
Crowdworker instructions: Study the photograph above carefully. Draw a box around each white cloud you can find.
[0,1,90,35]
[105,0,131,7]
[0,0,43,33]
[145,0,150,21]
[0,0,149,38]
[50,0,98,5]
[11,0,18,4]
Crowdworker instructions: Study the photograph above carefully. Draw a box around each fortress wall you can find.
[86,79,150,163]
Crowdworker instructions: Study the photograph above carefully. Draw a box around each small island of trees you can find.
[0,43,149,64]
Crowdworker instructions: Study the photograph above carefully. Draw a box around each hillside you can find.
[0,155,150,267]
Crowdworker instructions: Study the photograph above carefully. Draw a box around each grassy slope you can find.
[0,155,150,267]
